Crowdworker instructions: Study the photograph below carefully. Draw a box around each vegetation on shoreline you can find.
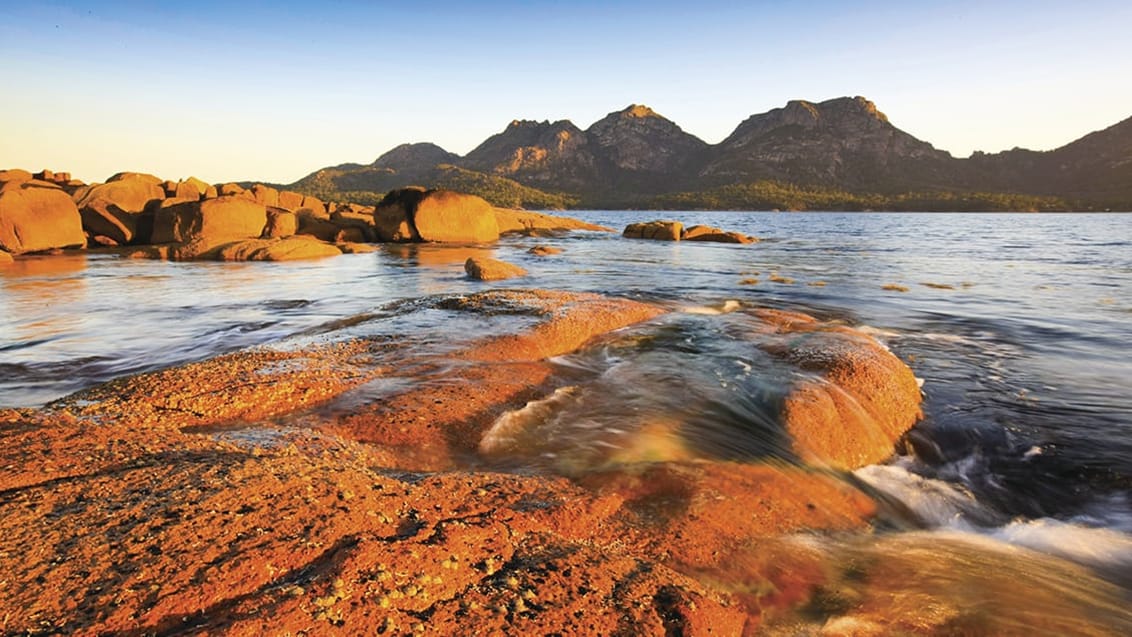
[290,164,577,210]
[646,181,1075,212]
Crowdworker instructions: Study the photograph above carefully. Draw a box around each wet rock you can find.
[0,250,13,264]
[683,224,757,244]
[754,309,923,469]
[215,237,343,261]
[623,220,683,241]
[465,256,528,281]
[0,180,86,254]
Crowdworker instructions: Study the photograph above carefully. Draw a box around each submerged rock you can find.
[464,256,528,281]
[494,208,611,234]
[683,224,758,244]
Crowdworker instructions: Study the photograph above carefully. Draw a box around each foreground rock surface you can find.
[2,290,1125,635]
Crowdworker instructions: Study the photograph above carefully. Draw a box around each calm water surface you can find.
[2,211,1131,626]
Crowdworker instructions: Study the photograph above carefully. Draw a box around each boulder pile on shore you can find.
[0,169,609,262]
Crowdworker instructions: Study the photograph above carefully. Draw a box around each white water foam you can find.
[856,462,1132,572]
[679,299,742,315]
[479,385,580,455]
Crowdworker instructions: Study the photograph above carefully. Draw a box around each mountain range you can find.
[286,97,1132,211]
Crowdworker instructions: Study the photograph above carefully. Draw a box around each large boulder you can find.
[78,199,136,245]
[0,169,33,184]
[263,207,297,238]
[374,188,499,243]
[250,184,279,207]
[415,190,499,242]
[150,196,267,259]
[623,220,683,241]
[373,187,424,242]
[0,249,13,264]
[278,190,305,210]
[755,309,923,469]
[73,173,165,244]
[74,173,164,214]
[0,181,86,254]
[173,177,214,201]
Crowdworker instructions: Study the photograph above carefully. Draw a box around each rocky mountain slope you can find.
[288,97,1132,210]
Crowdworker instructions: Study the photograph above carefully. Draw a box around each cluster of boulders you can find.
[0,169,619,265]
[0,169,386,261]
[623,219,758,243]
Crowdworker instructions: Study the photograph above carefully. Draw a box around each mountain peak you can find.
[373,142,458,172]
[620,104,660,119]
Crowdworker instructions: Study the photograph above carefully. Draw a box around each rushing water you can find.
[3,212,1131,627]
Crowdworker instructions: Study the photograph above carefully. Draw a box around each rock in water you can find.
[373,187,425,242]
[375,188,499,243]
[623,220,683,241]
[494,208,611,234]
[0,180,86,253]
[755,309,923,469]
[413,190,500,243]
[683,224,758,244]
[465,257,528,281]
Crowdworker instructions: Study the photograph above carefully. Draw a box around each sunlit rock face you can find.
[0,178,86,254]
[374,188,499,244]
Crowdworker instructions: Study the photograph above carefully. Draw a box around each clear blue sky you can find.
[2,0,1130,184]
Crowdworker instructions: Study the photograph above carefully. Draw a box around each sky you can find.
[2,0,1130,185]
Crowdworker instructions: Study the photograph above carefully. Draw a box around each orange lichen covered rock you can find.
[753,309,923,469]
